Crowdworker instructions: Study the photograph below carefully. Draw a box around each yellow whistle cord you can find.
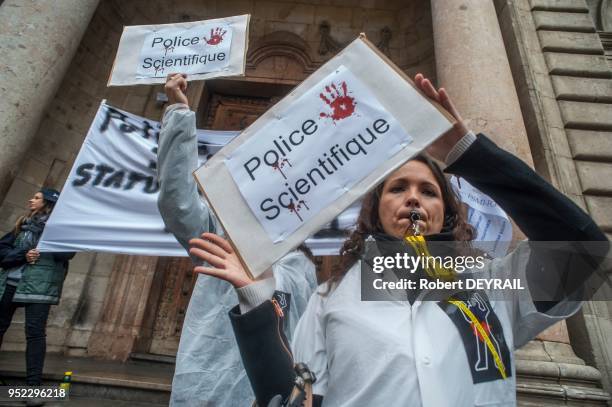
[403,235,455,281]
[402,232,507,380]
[448,299,508,379]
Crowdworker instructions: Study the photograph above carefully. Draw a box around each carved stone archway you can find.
[246,31,319,84]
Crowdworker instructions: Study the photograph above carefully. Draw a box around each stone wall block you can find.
[533,11,595,32]
[529,0,589,12]
[552,76,612,103]
[60,271,89,302]
[575,161,612,195]
[48,298,80,329]
[558,100,612,131]
[351,8,366,29]
[3,179,39,209]
[215,0,253,18]
[585,196,612,231]
[363,9,395,30]
[263,21,308,37]
[567,130,612,161]
[45,326,70,351]
[89,253,117,278]
[19,158,51,187]
[258,1,315,24]
[0,203,24,234]
[314,5,354,28]
[65,328,92,349]
[538,31,604,54]
[545,53,612,78]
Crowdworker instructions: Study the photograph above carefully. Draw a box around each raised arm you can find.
[157,74,222,252]
[444,135,606,243]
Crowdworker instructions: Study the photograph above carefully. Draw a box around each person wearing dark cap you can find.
[0,188,74,396]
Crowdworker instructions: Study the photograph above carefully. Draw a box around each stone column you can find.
[430,1,609,405]
[0,0,100,200]
[430,0,532,165]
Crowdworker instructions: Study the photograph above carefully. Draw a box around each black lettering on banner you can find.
[144,176,160,194]
[71,162,160,194]
[124,172,148,191]
[99,108,128,133]
[93,164,115,186]
[100,107,160,141]
[141,121,158,141]
[72,163,94,186]
[103,170,125,188]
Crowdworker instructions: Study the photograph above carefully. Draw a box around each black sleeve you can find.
[0,231,27,269]
[445,134,606,242]
[229,301,296,406]
[0,232,16,259]
[445,134,609,310]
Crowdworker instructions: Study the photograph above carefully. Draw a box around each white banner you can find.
[37,102,234,256]
[37,102,354,256]
[108,15,249,86]
[450,176,512,258]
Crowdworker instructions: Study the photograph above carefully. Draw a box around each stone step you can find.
[0,351,172,404]
[0,397,165,407]
[129,352,176,365]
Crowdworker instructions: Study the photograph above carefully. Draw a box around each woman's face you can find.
[378,160,445,238]
[28,192,45,213]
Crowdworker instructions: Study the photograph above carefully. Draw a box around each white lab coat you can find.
[158,105,318,406]
[292,242,580,406]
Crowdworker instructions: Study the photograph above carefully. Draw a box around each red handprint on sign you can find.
[203,27,227,45]
[319,81,356,122]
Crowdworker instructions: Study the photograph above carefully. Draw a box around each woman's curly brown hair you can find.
[329,154,475,287]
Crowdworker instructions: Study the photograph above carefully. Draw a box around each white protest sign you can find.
[108,15,249,86]
[136,24,233,79]
[226,66,412,242]
[450,176,512,258]
[195,36,454,277]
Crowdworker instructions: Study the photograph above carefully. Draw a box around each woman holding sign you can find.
[187,74,608,407]
[158,74,317,406]
[0,189,74,391]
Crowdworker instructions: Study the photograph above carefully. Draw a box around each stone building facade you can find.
[0,0,611,405]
